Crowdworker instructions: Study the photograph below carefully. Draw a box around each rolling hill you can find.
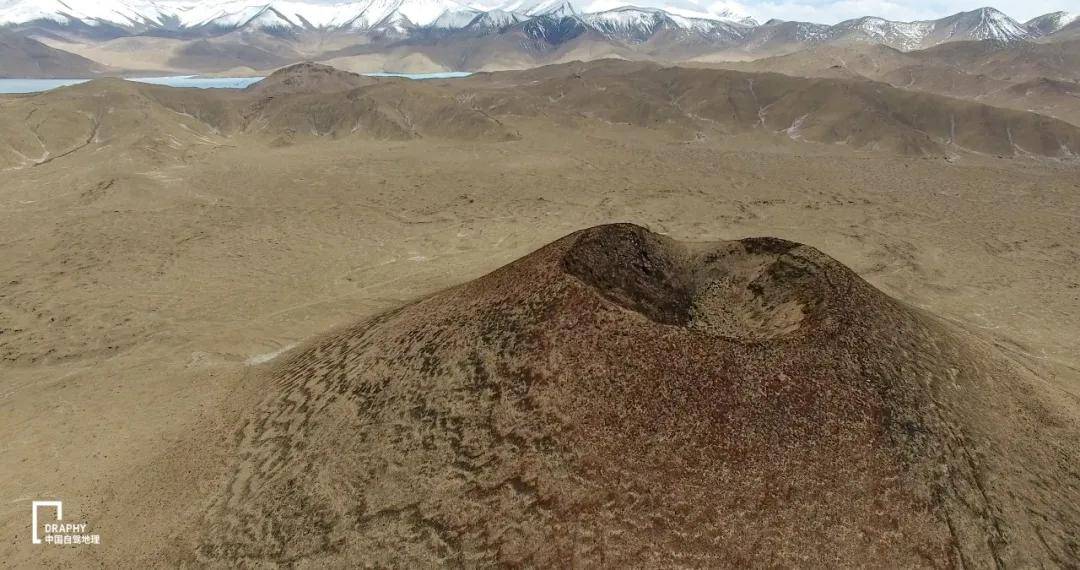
[707,40,1080,127]
[461,60,1080,156]
[3,60,1080,169]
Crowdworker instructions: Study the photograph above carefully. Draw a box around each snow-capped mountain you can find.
[480,0,573,17]
[431,7,482,28]
[0,0,478,32]
[0,0,754,34]
[583,6,749,44]
[830,17,936,51]
[928,7,1030,43]
[0,0,175,29]
[518,3,590,44]
[473,0,751,22]
[1025,11,1078,36]
[461,8,525,30]
[831,8,1030,51]
[0,0,1073,52]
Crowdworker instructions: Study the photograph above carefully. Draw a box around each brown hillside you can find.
[0,78,231,170]
[244,62,374,97]
[915,39,1080,83]
[463,60,1080,156]
[166,36,299,73]
[0,32,110,78]
[241,79,520,142]
[705,42,1080,128]
[0,65,521,167]
[3,61,1079,162]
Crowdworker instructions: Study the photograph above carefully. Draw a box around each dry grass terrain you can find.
[0,61,1078,567]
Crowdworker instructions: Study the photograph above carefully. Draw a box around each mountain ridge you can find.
[2,1,1075,51]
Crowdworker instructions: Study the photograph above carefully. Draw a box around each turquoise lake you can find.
[0,72,474,94]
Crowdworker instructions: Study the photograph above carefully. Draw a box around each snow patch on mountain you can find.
[0,0,173,28]
[0,0,1063,50]
[464,8,526,29]
[836,17,933,50]
[583,6,748,43]
[0,0,476,31]
[937,7,1028,42]
[432,7,481,28]
[471,0,751,24]
[829,8,1030,50]
[1025,11,1078,36]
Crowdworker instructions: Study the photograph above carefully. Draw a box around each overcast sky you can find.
[583,0,1075,24]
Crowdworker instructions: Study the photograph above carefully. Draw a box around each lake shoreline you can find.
[0,72,474,94]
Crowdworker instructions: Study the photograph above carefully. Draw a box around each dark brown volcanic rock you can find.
[194,224,1079,567]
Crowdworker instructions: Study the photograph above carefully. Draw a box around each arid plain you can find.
[2,62,1080,566]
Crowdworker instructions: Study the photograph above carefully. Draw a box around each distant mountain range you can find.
[1,0,1077,50]
[1,1,1079,78]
